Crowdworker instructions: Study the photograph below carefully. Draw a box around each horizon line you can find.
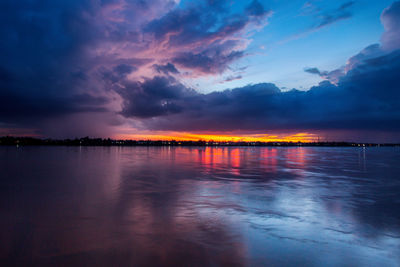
[1,136,399,146]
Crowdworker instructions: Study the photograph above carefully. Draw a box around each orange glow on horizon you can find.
[113,132,318,142]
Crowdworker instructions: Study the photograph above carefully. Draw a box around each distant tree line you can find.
[0,136,398,147]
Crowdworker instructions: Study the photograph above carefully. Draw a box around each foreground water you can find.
[0,146,399,266]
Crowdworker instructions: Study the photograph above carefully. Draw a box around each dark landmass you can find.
[0,136,399,147]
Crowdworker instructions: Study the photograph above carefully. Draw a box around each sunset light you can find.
[1,0,400,266]
[114,132,318,142]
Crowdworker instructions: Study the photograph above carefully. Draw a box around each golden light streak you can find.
[113,132,318,142]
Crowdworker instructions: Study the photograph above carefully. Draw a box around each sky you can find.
[0,0,399,142]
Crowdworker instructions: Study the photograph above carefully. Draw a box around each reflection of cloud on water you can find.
[1,146,400,265]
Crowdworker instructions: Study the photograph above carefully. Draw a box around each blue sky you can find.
[195,0,394,92]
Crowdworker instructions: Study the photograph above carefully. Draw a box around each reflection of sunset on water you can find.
[1,147,400,266]
[261,148,278,173]
[230,149,241,176]
[190,147,309,178]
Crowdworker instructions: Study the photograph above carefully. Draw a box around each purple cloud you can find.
[1,0,400,141]
[153,63,180,75]
[381,1,400,51]
[144,0,271,74]
[115,49,400,135]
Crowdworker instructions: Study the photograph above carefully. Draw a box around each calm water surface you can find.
[0,146,400,266]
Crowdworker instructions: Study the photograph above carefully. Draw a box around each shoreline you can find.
[1,137,399,147]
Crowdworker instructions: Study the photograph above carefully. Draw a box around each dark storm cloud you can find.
[0,91,108,123]
[2,0,400,139]
[0,0,109,127]
[100,63,139,84]
[172,50,244,74]
[304,67,344,83]
[145,0,270,43]
[0,0,271,132]
[119,48,400,132]
[145,0,271,73]
[153,63,180,75]
[119,76,197,118]
[114,64,137,76]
